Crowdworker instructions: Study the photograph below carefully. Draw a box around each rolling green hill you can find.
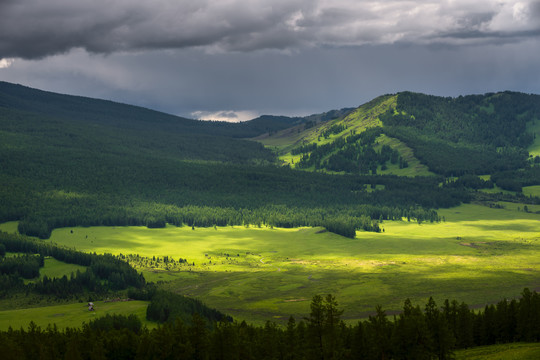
[1,82,539,241]
[0,81,277,163]
[1,81,467,239]
[262,91,540,179]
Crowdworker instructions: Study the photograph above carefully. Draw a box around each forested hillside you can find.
[273,91,540,190]
[381,91,540,176]
[0,82,467,239]
[1,82,539,239]
[0,81,349,140]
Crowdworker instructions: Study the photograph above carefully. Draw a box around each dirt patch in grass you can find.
[460,242,487,248]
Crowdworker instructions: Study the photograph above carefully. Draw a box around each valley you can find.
[2,202,537,326]
[1,82,539,357]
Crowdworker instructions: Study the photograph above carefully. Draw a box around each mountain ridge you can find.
[1,81,539,239]
[261,90,540,177]
[0,81,350,139]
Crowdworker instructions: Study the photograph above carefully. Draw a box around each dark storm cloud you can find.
[0,0,310,59]
[2,1,540,121]
[2,1,540,60]
[2,39,540,120]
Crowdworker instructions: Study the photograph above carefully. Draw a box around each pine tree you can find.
[323,294,344,359]
[424,297,455,360]
[367,305,393,360]
[306,295,325,360]
[393,298,431,359]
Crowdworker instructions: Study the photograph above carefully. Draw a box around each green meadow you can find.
[15,256,87,285]
[0,221,19,234]
[38,257,87,281]
[524,185,540,198]
[39,203,540,325]
[0,300,151,331]
[455,343,540,360]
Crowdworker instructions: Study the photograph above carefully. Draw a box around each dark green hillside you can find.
[0,81,349,140]
[2,82,539,239]
[0,82,465,239]
[0,82,275,163]
[1,141,460,238]
[387,91,538,147]
[380,91,539,176]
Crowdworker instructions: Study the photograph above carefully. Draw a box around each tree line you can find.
[491,165,540,192]
[1,146,465,239]
[1,289,538,360]
[0,253,44,279]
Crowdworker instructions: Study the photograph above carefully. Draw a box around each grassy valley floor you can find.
[13,202,536,325]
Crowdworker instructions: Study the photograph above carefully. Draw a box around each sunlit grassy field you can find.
[40,203,540,325]
[523,185,540,198]
[38,257,86,280]
[0,221,19,233]
[0,300,152,331]
[455,343,540,360]
[4,252,87,284]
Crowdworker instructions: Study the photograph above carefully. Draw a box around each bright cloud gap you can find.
[191,110,259,123]
[0,58,15,69]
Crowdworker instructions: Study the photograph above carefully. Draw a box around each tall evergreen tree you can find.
[424,297,455,360]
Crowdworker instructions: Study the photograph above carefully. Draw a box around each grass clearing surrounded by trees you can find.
[0,221,19,234]
[0,300,151,331]
[523,185,540,198]
[36,203,540,325]
[37,257,87,281]
[14,256,87,285]
[527,119,540,156]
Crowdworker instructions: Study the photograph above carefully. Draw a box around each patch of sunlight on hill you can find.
[306,94,397,146]
[0,221,19,233]
[527,118,540,156]
[374,134,434,177]
[523,185,540,197]
[267,95,399,167]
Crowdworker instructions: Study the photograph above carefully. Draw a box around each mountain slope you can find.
[1,81,462,239]
[264,91,540,177]
[0,81,277,164]
[0,81,351,140]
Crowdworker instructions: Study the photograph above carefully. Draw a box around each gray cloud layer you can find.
[4,40,540,119]
[2,0,540,59]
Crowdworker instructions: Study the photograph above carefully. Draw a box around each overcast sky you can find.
[1,0,540,122]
